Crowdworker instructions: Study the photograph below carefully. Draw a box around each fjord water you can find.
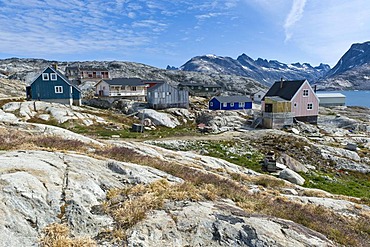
[328,90,370,108]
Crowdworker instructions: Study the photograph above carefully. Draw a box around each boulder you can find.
[277,153,309,173]
[279,168,305,185]
[137,109,180,128]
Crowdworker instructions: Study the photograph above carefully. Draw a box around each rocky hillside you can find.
[0,98,369,246]
[179,54,330,85]
[315,41,370,90]
[0,58,265,96]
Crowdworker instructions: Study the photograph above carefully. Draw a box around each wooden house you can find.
[26,66,81,106]
[178,83,222,97]
[95,78,148,101]
[209,96,252,110]
[147,83,189,109]
[252,89,267,103]
[316,93,346,107]
[65,66,110,83]
[261,79,319,128]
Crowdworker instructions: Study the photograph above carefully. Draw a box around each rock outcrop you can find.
[127,200,335,247]
[0,150,181,246]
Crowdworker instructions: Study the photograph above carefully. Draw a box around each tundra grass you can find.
[303,170,370,200]
[96,146,370,246]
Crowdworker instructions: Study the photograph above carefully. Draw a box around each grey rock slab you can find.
[126,200,335,247]
[0,150,181,246]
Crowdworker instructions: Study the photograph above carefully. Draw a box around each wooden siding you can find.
[147,83,189,109]
[291,81,319,117]
[29,67,81,106]
[263,98,291,113]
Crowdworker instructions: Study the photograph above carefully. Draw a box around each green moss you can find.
[302,170,370,200]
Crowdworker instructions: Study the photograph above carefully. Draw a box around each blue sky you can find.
[0,0,369,68]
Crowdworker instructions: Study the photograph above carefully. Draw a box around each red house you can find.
[261,79,319,128]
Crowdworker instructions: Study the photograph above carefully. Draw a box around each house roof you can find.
[143,80,165,84]
[178,83,222,88]
[101,78,146,86]
[212,95,252,103]
[263,80,306,101]
[65,66,108,71]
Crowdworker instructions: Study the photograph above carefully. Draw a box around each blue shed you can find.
[209,96,252,110]
[27,66,81,106]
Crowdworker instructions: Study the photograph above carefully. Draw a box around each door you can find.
[265,103,273,112]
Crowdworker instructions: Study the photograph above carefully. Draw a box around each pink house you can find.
[261,79,319,128]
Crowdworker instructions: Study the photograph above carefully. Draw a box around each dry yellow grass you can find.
[39,223,96,247]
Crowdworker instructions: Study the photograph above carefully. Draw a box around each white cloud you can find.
[284,0,307,41]
[286,0,370,66]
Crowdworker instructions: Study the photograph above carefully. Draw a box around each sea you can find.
[322,90,370,108]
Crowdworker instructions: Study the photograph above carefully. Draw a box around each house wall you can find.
[148,83,189,109]
[318,97,345,106]
[291,81,319,117]
[263,98,291,113]
[95,81,110,96]
[209,98,252,110]
[254,91,266,102]
[30,67,73,105]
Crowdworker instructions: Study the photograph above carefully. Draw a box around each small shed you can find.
[316,93,346,107]
[262,96,294,129]
[147,83,189,109]
[209,96,252,110]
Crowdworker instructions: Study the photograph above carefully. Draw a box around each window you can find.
[230,102,234,107]
[307,103,313,110]
[132,86,137,91]
[154,92,158,98]
[42,73,49,80]
[240,102,245,107]
[303,89,309,97]
[294,102,298,108]
[55,86,63,93]
[205,87,209,91]
[162,92,166,98]
[223,102,227,107]
[210,102,213,107]
[50,73,57,81]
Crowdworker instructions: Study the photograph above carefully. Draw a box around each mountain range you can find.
[175,41,370,90]
[178,54,330,86]
[0,41,370,95]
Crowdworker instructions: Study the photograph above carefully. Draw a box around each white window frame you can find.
[210,102,213,107]
[50,73,57,81]
[230,102,234,107]
[307,103,313,110]
[55,86,63,94]
[294,102,298,108]
[42,73,49,81]
[239,102,245,108]
[223,102,227,107]
[303,89,309,97]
